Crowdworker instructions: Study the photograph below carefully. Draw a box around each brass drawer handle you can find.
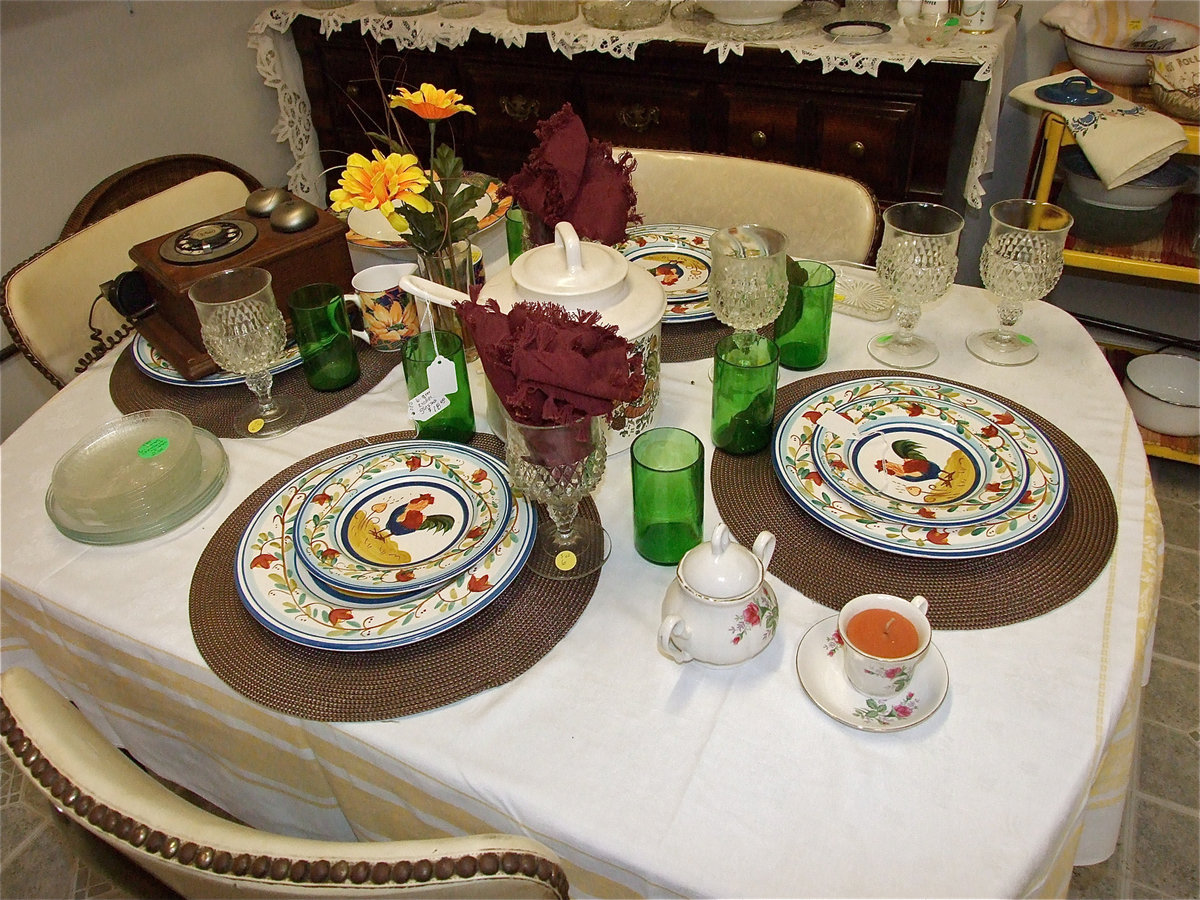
[750,130,768,149]
[619,104,660,133]
[847,140,866,159]
[500,95,540,122]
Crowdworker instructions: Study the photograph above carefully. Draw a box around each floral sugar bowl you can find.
[658,523,778,666]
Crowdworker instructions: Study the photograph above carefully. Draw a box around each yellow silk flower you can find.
[389,84,475,121]
[328,150,433,231]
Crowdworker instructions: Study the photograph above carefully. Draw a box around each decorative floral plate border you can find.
[796,615,948,732]
[809,394,1033,528]
[132,334,302,387]
[292,442,513,597]
[772,376,1068,558]
[614,224,716,323]
[234,439,534,652]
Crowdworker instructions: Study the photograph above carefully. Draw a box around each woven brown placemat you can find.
[110,342,404,439]
[190,432,600,721]
[661,321,774,364]
[712,370,1118,630]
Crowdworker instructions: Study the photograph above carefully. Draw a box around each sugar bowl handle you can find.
[658,615,693,664]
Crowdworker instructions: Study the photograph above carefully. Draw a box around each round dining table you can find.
[0,268,1161,899]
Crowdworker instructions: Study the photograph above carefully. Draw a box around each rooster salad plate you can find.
[772,376,1068,558]
[615,224,715,323]
[235,440,534,651]
[808,394,1035,528]
[292,442,513,598]
[132,334,302,387]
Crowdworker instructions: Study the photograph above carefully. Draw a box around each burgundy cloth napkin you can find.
[455,299,644,428]
[503,104,641,245]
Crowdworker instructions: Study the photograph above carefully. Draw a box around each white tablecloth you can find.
[0,278,1162,898]
[248,1,1018,209]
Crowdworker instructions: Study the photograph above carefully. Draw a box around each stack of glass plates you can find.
[235,440,534,651]
[615,224,716,323]
[46,410,228,544]
[771,376,1068,558]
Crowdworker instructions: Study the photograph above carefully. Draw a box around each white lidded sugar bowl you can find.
[658,523,779,666]
[399,221,666,454]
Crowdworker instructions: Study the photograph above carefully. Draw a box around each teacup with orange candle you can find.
[836,593,932,697]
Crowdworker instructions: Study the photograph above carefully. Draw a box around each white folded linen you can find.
[1009,70,1187,189]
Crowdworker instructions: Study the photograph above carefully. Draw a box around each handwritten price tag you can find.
[409,389,450,422]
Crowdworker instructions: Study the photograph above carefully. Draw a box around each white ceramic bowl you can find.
[1122,353,1200,436]
[696,1,800,25]
[1059,147,1192,209]
[1064,18,1200,85]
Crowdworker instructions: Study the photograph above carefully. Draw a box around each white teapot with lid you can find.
[398,222,667,454]
[658,523,779,666]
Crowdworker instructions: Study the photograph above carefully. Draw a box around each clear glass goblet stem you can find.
[244,370,282,419]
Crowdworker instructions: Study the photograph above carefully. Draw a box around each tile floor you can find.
[1,458,1197,900]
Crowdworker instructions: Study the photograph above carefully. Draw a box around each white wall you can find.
[0,0,293,440]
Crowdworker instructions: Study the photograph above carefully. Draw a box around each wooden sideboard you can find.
[291,17,987,208]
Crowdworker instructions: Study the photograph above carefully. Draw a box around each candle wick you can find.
[884,617,896,636]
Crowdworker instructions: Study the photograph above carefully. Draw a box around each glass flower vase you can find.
[415,239,479,362]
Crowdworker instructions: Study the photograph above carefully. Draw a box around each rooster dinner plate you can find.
[292,441,513,597]
[235,440,533,651]
[132,334,302,387]
[615,224,715,323]
[772,376,1068,558]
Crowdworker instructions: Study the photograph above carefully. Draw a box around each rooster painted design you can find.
[878,439,975,503]
[345,493,456,566]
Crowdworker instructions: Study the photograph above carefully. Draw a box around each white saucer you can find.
[795,615,948,732]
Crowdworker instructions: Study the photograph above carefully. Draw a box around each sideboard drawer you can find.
[719,87,805,164]
[809,97,919,201]
[578,75,708,151]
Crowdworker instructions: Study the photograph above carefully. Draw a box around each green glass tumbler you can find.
[775,260,835,371]
[631,427,705,565]
[712,333,779,455]
[505,207,525,264]
[287,283,361,391]
[402,330,476,443]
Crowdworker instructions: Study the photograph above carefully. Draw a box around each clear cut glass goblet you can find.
[189,266,304,439]
[967,199,1073,366]
[868,202,965,369]
[505,415,610,581]
[708,224,789,351]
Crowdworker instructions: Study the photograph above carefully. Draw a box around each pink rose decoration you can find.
[744,604,761,626]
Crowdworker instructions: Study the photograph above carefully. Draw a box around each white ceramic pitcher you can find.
[397,222,666,454]
[658,523,779,666]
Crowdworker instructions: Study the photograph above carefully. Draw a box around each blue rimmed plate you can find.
[132,334,302,387]
[234,440,533,652]
[615,224,715,323]
[809,394,1033,528]
[292,441,513,598]
[772,376,1068,558]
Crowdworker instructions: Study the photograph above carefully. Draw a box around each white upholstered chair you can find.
[0,668,569,899]
[617,148,880,264]
[1,168,256,388]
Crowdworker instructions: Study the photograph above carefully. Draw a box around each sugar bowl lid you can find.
[678,523,772,601]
